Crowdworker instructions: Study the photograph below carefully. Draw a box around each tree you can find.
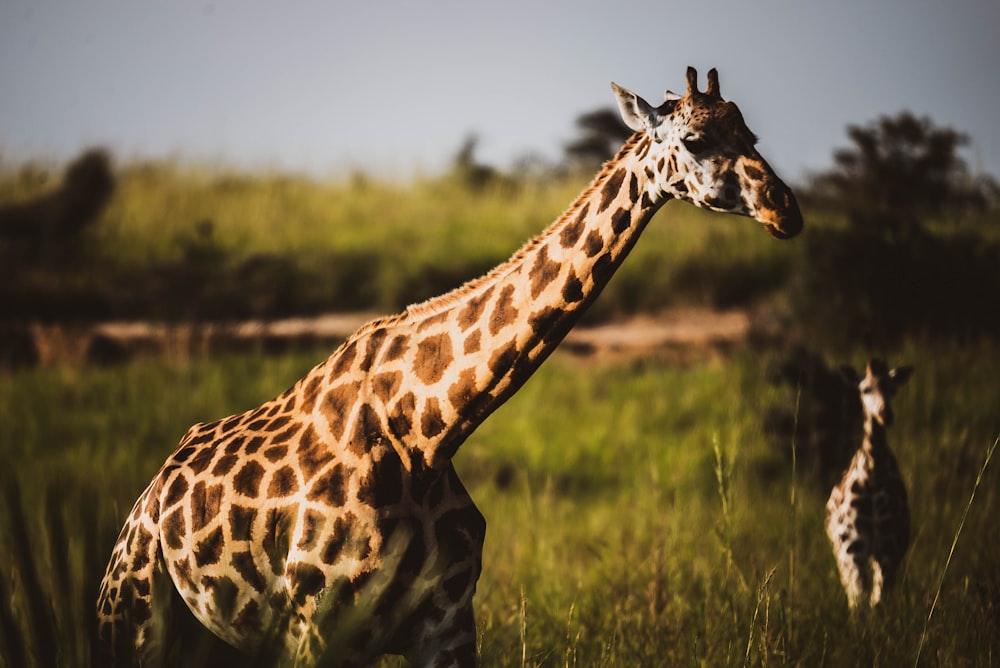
[792,113,1000,344]
[807,112,997,237]
[563,108,633,172]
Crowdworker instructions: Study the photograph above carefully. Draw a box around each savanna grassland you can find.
[0,161,998,667]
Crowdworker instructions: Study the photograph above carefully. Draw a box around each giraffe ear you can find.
[664,90,681,102]
[611,82,658,133]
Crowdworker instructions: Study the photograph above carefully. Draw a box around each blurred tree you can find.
[792,113,1000,345]
[807,112,998,237]
[451,134,499,191]
[563,108,633,172]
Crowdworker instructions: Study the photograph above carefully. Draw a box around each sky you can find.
[1,0,998,183]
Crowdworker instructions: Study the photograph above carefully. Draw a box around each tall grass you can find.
[1,340,997,665]
[1,159,796,316]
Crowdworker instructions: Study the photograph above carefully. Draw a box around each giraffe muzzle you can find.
[760,184,803,240]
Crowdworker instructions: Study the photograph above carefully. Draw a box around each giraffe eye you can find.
[682,135,710,154]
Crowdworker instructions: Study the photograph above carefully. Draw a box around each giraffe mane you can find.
[344,131,648,343]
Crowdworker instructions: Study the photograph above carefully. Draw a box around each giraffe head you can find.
[843,358,914,426]
[611,67,803,239]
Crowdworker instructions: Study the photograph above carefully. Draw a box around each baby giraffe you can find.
[825,359,913,609]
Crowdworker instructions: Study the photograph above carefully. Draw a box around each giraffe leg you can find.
[97,482,174,666]
[404,603,478,668]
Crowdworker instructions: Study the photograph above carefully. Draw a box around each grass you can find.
[1,159,997,664]
[1,159,795,317]
[1,339,997,666]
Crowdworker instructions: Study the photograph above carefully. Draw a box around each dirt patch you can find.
[22,308,751,366]
[561,308,750,363]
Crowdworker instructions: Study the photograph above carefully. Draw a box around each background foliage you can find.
[0,108,998,666]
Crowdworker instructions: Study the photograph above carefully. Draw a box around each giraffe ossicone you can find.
[826,359,913,610]
[97,67,802,666]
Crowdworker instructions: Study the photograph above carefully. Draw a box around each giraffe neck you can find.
[863,418,887,451]
[312,132,668,472]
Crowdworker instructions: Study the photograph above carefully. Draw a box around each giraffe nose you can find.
[762,183,803,239]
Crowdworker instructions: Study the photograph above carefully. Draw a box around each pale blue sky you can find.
[2,0,998,182]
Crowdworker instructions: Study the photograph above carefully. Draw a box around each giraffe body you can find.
[98,68,802,666]
[825,359,913,609]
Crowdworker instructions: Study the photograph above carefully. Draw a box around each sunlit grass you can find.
[2,339,996,665]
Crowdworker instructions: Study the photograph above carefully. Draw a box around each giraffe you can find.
[825,359,913,610]
[97,67,803,666]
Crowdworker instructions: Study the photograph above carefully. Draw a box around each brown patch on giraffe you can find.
[172,444,198,463]
[230,505,256,541]
[246,418,270,431]
[174,557,197,590]
[443,571,473,603]
[232,599,262,637]
[489,337,519,376]
[457,285,494,331]
[330,340,358,378]
[561,272,584,304]
[231,550,266,593]
[233,460,266,497]
[348,403,383,457]
[245,435,267,455]
[267,465,299,497]
[372,371,403,404]
[583,230,604,257]
[321,514,352,565]
[307,463,348,507]
[296,424,328,478]
[190,480,224,532]
[162,507,186,550]
[528,307,562,337]
[383,334,410,362]
[415,310,452,333]
[357,452,404,506]
[743,164,765,181]
[388,391,416,440]
[219,415,241,434]
[560,203,588,247]
[413,332,454,385]
[463,330,481,355]
[529,245,561,299]
[264,415,294,433]
[628,173,638,202]
[300,375,324,414]
[592,254,614,287]
[360,329,387,371]
[323,381,361,442]
[447,368,477,408]
[634,135,651,160]
[262,507,294,576]
[599,168,627,212]
[194,526,225,567]
[263,445,288,463]
[184,429,218,447]
[224,435,246,455]
[489,285,518,336]
[163,474,189,508]
[611,206,631,234]
[290,562,327,606]
[298,509,326,550]
[421,397,446,439]
[188,447,217,475]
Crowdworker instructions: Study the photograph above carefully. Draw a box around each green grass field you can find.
[1,162,998,666]
[1,340,997,666]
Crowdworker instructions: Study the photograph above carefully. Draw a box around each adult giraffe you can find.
[98,67,802,666]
